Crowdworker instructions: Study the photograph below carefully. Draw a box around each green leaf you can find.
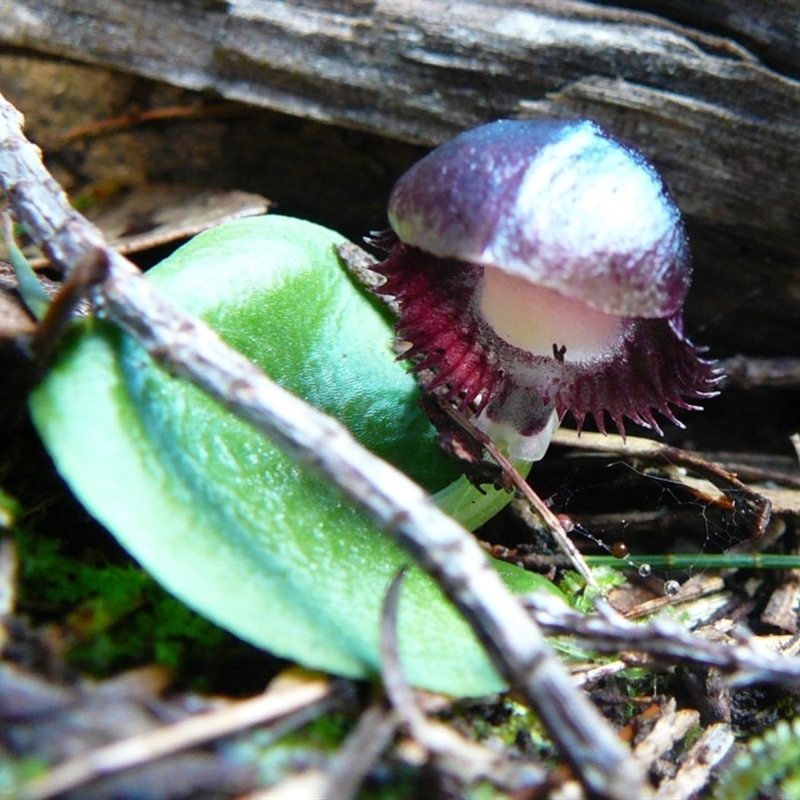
[0,486,19,530]
[2,214,50,321]
[30,216,560,696]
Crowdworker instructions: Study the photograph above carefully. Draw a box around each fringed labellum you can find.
[368,119,722,461]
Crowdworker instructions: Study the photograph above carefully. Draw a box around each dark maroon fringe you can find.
[371,242,503,416]
[555,316,722,437]
[369,239,723,442]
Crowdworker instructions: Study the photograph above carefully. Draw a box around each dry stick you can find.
[440,404,599,588]
[0,93,648,800]
[317,700,398,800]
[721,355,800,391]
[378,569,547,793]
[525,593,800,685]
[22,674,338,800]
[379,569,430,742]
[56,102,242,147]
[30,246,109,362]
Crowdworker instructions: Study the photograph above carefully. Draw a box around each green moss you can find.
[0,486,20,529]
[13,524,269,691]
[444,696,550,756]
[0,754,49,797]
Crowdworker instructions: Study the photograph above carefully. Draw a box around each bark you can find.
[1,0,799,355]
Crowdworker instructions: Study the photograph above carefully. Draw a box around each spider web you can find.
[533,454,756,587]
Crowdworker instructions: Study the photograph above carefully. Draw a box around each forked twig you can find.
[0,92,647,798]
[526,592,800,685]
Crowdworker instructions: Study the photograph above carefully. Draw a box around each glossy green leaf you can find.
[30,215,559,696]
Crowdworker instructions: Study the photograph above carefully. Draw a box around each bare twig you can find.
[0,92,647,798]
[56,102,243,147]
[379,569,547,794]
[621,576,728,620]
[317,699,398,800]
[721,355,800,391]
[570,658,631,688]
[379,569,432,746]
[22,672,341,800]
[30,246,109,362]
[525,593,800,686]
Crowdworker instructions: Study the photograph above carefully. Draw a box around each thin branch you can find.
[379,568,430,744]
[525,593,800,686]
[22,673,341,800]
[721,355,800,391]
[379,569,547,794]
[317,699,398,800]
[440,403,599,588]
[0,92,648,798]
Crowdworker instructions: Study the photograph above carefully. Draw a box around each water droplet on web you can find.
[611,542,629,559]
[637,563,652,578]
[556,514,575,533]
[664,579,681,596]
[92,290,107,319]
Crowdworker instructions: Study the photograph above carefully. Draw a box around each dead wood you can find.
[0,1,799,356]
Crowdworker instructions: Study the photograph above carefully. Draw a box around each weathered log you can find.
[594,0,800,79]
[0,0,799,356]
